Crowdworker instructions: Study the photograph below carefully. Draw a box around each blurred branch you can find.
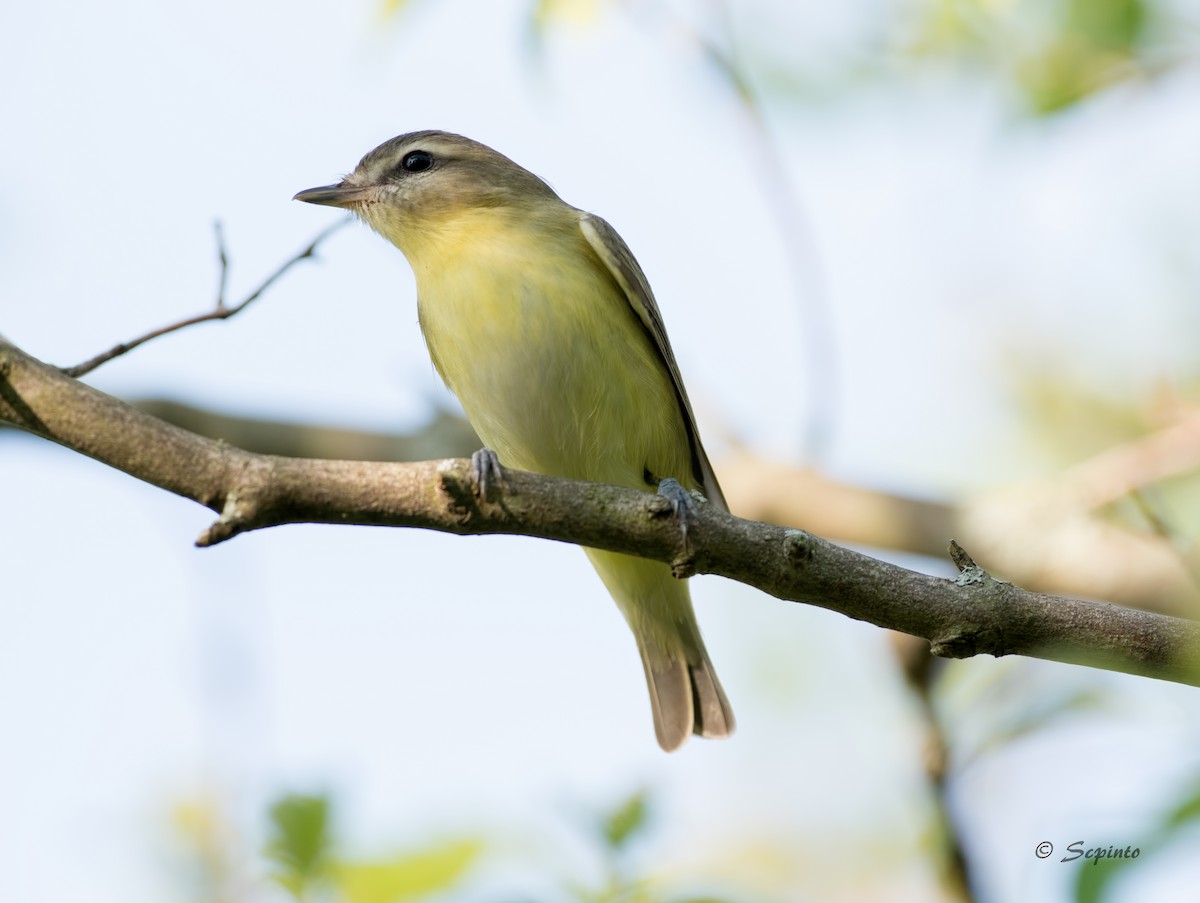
[1055,409,1200,509]
[5,336,1200,688]
[628,0,837,460]
[891,634,974,902]
[957,447,1200,618]
[719,449,955,556]
[129,398,480,462]
[59,220,347,378]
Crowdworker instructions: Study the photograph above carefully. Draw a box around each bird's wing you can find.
[579,213,727,512]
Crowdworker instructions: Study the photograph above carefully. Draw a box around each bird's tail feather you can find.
[638,635,735,752]
[583,547,735,751]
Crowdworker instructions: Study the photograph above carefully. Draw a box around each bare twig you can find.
[4,335,1200,688]
[214,220,231,311]
[60,220,348,378]
[949,539,979,573]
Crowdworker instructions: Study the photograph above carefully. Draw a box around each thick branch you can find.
[4,336,1200,686]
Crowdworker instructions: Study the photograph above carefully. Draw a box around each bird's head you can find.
[294,131,561,255]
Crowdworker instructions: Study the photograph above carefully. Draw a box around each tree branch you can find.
[4,336,1200,686]
[723,448,1200,617]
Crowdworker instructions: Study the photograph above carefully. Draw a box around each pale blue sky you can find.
[3,1,1200,901]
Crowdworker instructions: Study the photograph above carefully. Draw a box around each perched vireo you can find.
[295,131,733,751]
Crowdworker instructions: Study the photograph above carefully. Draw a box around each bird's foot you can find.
[471,447,505,502]
[656,477,697,557]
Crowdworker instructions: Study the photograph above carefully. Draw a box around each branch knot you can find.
[930,628,984,659]
[784,530,814,567]
[437,459,479,523]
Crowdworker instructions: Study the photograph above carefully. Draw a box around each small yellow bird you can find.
[295,131,733,750]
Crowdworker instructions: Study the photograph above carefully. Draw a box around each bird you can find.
[295,131,733,751]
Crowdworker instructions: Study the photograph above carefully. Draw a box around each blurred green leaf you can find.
[1073,850,1134,903]
[904,0,1155,114]
[1019,40,1130,115]
[533,0,601,29]
[1065,0,1145,51]
[169,796,238,902]
[1017,0,1147,114]
[379,0,414,19]
[905,0,992,59]
[266,794,333,900]
[1072,777,1200,902]
[527,0,605,56]
[1164,780,1200,830]
[335,839,483,903]
[603,791,650,852]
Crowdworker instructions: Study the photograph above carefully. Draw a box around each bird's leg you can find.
[655,477,697,555]
[470,447,505,502]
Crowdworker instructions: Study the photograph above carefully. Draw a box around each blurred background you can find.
[3,0,1200,901]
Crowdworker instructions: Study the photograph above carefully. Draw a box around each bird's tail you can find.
[584,548,735,751]
[637,630,735,752]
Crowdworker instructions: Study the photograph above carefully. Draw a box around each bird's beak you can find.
[293,182,374,208]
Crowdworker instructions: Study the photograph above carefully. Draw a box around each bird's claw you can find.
[656,478,696,552]
[471,448,504,502]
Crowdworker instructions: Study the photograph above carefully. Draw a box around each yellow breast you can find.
[407,207,693,492]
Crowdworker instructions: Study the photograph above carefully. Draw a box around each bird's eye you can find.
[401,150,434,173]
